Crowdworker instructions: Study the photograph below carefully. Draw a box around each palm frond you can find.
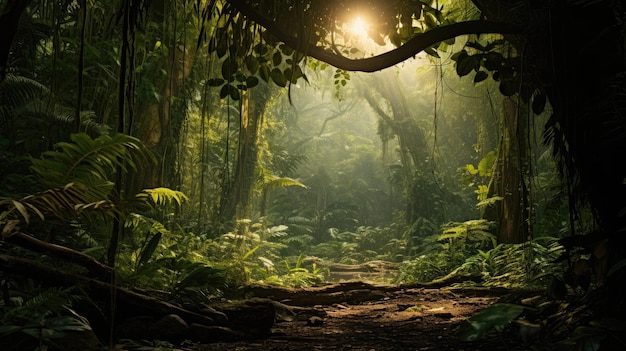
[137,187,189,207]
[125,213,169,235]
[263,175,308,191]
[30,133,155,192]
[0,74,49,116]
[0,182,116,237]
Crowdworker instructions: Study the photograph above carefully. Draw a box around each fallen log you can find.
[244,276,507,306]
[3,231,113,279]
[244,281,394,306]
[0,253,226,326]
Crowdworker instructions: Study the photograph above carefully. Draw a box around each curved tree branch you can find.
[225,0,523,72]
[3,231,112,279]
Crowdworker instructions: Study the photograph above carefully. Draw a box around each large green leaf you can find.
[270,68,287,87]
[477,151,496,177]
[245,55,259,74]
[458,303,524,341]
[137,232,162,269]
[456,51,476,77]
[221,58,238,81]
[474,71,488,83]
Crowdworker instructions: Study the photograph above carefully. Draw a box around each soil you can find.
[192,284,534,351]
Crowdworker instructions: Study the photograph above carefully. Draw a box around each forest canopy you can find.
[1,0,625,349]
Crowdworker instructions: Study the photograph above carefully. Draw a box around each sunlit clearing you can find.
[347,16,369,41]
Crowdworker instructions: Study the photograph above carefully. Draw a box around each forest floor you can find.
[192,282,536,351]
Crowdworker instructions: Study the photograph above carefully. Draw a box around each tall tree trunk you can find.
[0,1,30,82]
[133,1,195,191]
[218,86,270,228]
[361,71,432,225]
[484,97,529,244]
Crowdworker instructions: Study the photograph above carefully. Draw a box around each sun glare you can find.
[347,16,369,41]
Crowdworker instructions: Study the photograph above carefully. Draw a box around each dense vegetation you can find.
[0,0,624,350]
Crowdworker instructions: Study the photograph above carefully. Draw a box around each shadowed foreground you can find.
[193,285,533,351]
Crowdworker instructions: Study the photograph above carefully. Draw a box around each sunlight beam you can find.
[347,16,369,41]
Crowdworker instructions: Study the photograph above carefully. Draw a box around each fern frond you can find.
[30,133,155,191]
[137,187,189,207]
[281,234,314,245]
[0,74,49,114]
[263,175,308,191]
[22,288,69,318]
[125,213,170,240]
[0,182,118,237]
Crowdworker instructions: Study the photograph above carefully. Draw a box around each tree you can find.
[0,1,30,82]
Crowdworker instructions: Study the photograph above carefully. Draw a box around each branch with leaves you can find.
[225,0,523,72]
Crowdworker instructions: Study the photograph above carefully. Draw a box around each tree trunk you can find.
[218,87,271,227]
[133,1,196,191]
[361,71,431,225]
[0,1,30,82]
[484,98,529,244]
[4,231,112,279]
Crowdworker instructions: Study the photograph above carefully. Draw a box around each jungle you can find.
[1,0,625,350]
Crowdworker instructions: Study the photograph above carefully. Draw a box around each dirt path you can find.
[193,285,531,351]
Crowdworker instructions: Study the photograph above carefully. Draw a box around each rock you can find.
[214,298,276,331]
[48,330,105,351]
[117,314,189,342]
[116,316,153,339]
[150,314,189,339]
[187,324,242,343]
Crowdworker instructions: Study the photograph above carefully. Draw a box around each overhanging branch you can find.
[225,0,523,72]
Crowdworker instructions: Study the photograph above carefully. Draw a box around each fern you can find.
[137,187,189,207]
[263,175,307,191]
[30,133,155,194]
[0,287,92,345]
[438,219,495,243]
[0,74,48,115]
[1,182,111,236]
[1,288,69,323]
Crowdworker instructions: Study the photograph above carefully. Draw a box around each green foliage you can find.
[396,251,463,283]
[30,133,155,195]
[1,182,99,238]
[260,254,326,287]
[137,188,190,208]
[208,219,288,284]
[402,216,438,255]
[115,339,183,350]
[116,228,227,302]
[310,226,407,264]
[0,287,92,349]
[0,133,180,251]
[458,303,524,341]
[397,219,496,284]
[0,74,109,156]
[205,19,308,100]
[0,138,38,197]
[438,220,496,252]
[459,151,497,202]
[455,237,564,288]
